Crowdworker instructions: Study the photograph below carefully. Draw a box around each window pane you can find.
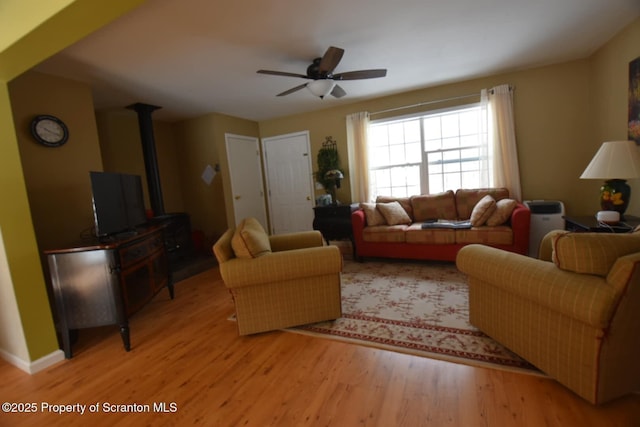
[406,142,421,160]
[389,145,406,165]
[405,120,421,143]
[423,117,441,141]
[427,152,442,173]
[459,110,479,135]
[461,171,480,188]
[441,114,459,138]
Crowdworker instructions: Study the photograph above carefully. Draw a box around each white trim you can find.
[0,348,65,374]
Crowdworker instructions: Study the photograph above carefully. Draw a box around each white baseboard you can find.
[0,348,65,374]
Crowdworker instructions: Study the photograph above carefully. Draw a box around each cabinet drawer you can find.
[120,240,151,267]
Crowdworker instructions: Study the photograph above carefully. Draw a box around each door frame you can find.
[261,130,314,234]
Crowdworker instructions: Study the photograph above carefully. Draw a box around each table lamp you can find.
[580,140,640,218]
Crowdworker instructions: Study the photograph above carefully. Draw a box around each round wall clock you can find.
[30,115,69,147]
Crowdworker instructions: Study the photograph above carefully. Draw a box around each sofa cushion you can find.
[362,225,408,243]
[486,198,518,226]
[455,226,513,245]
[456,188,509,219]
[359,203,386,226]
[410,190,457,221]
[470,195,497,226]
[376,196,413,219]
[406,223,456,244]
[231,217,271,258]
[552,232,640,277]
[377,201,412,225]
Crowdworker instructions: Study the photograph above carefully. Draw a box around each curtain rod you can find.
[370,93,479,117]
[369,85,514,117]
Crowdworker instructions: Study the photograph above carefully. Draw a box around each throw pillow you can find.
[360,202,387,226]
[376,201,412,225]
[469,195,496,226]
[455,188,509,219]
[231,217,271,258]
[376,196,413,219]
[552,232,640,277]
[410,190,457,221]
[485,198,518,226]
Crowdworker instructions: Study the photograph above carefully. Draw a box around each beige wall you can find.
[257,16,640,217]
[10,71,104,250]
[96,109,185,214]
[590,18,640,214]
[258,60,594,214]
[175,113,259,242]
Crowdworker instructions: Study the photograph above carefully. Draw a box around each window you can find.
[368,104,488,200]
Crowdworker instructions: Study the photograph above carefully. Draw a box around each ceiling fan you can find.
[257,46,387,99]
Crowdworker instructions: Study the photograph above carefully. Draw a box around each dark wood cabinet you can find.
[313,204,359,253]
[45,226,172,358]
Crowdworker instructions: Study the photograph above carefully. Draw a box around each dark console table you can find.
[44,226,172,358]
[313,204,359,256]
[564,215,640,233]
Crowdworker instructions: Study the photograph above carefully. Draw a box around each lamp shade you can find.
[580,140,640,179]
[307,80,335,98]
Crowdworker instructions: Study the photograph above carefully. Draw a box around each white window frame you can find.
[368,103,488,200]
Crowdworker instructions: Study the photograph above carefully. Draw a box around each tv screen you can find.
[90,171,147,237]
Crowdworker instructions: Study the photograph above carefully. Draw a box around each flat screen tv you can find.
[90,171,147,238]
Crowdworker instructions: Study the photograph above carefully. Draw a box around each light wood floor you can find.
[1,264,639,427]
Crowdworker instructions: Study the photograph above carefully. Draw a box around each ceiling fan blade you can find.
[331,84,346,98]
[333,69,387,80]
[276,83,308,97]
[319,46,345,74]
[257,70,308,79]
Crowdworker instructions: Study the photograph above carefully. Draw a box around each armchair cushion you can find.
[231,217,271,258]
[552,232,640,277]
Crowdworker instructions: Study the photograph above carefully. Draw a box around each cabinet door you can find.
[150,250,169,293]
[48,250,123,328]
[120,262,153,316]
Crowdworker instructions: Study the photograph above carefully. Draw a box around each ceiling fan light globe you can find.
[307,80,336,98]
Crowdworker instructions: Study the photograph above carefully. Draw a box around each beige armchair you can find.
[456,230,640,404]
[213,217,343,335]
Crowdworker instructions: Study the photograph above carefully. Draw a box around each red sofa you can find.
[351,188,531,262]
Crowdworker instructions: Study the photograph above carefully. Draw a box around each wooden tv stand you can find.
[45,226,173,358]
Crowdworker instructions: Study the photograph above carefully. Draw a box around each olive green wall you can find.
[0,0,145,368]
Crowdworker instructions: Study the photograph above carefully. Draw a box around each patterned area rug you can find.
[289,259,542,375]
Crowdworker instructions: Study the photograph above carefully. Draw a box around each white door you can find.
[262,131,315,234]
[225,134,268,229]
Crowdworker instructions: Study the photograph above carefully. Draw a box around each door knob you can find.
[307,196,311,201]
[235,195,241,200]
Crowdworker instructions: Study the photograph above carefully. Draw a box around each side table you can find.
[564,215,640,233]
[313,203,359,256]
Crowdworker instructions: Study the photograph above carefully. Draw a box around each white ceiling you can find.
[34,0,640,122]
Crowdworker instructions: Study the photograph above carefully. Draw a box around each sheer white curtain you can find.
[346,111,370,202]
[486,84,522,201]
